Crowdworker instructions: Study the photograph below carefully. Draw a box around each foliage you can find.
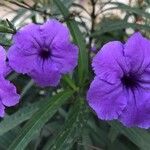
[0,0,149,150]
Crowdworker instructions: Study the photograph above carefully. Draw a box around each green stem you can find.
[63,75,79,92]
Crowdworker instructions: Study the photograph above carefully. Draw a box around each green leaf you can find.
[6,19,16,33]
[20,80,34,98]
[0,130,19,150]
[0,20,15,34]
[0,24,14,34]
[0,100,42,136]
[108,127,119,143]
[62,75,78,92]
[54,0,89,86]
[107,139,135,150]
[110,2,150,18]
[8,90,74,150]
[45,98,88,150]
[12,9,28,24]
[0,32,11,47]
[80,128,93,150]
[92,20,150,37]
[87,118,109,148]
[109,121,150,150]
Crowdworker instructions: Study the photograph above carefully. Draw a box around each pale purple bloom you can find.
[8,19,78,87]
[87,32,150,128]
[0,46,20,117]
[91,45,97,52]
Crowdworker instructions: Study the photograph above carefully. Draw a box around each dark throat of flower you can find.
[39,48,51,60]
[121,74,138,89]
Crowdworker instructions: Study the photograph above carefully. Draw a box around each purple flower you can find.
[8,19,78,87]
[87,32,150,129]
[0,46,20,117]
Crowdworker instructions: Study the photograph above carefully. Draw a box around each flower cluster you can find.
[87,33,150,129]
[0,19,78,117]
[1,17,149,129]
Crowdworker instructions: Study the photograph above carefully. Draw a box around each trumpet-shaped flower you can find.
[87,32,150,128]
[8,19,78,87]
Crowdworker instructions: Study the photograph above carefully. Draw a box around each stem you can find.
[88,0,97,77]
[89,0,96,48]
[20,80,34,99]
[6,0,53,16]
[78,143,103,150]
[63,75,79,92]
[72,3,91,16]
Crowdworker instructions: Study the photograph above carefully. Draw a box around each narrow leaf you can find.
[48,98,88,150]
[0,100,42,136]
[92,21,150,37]
[8,90,73,150]
[0,25,14,34]
[109,122,150,150]
[110,2,150,19]
[54,0,89,86]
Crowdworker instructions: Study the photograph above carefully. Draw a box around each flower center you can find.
[39,48,50,59]
[121,74,138,88]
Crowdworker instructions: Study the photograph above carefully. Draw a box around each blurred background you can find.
[0,0,147,48]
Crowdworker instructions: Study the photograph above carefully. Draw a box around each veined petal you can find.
[40,19,70,46]
[51,42,78,74]
[13,23,42,49]
[8,45,38,73]
[92,41,129,84]
[124,32,150,75]
[87,77,127,120]
[29,58,61,87]
[119,87,150,129]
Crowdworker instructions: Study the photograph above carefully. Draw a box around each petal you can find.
[0,77,20,107]
[87,77,127,120]
[0,46,7,75]
[29,58,61,87]
[119,88,150,129]
[41,19,70,46]
[8,23,42,74]
[0,101,5,117]
[51,42,78,74]
[8,45,38,73]
[92,41,128,84]
[137,67,150,90]
[124,32,150,74]
[13,23,42,49]
[3,62,13,77]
